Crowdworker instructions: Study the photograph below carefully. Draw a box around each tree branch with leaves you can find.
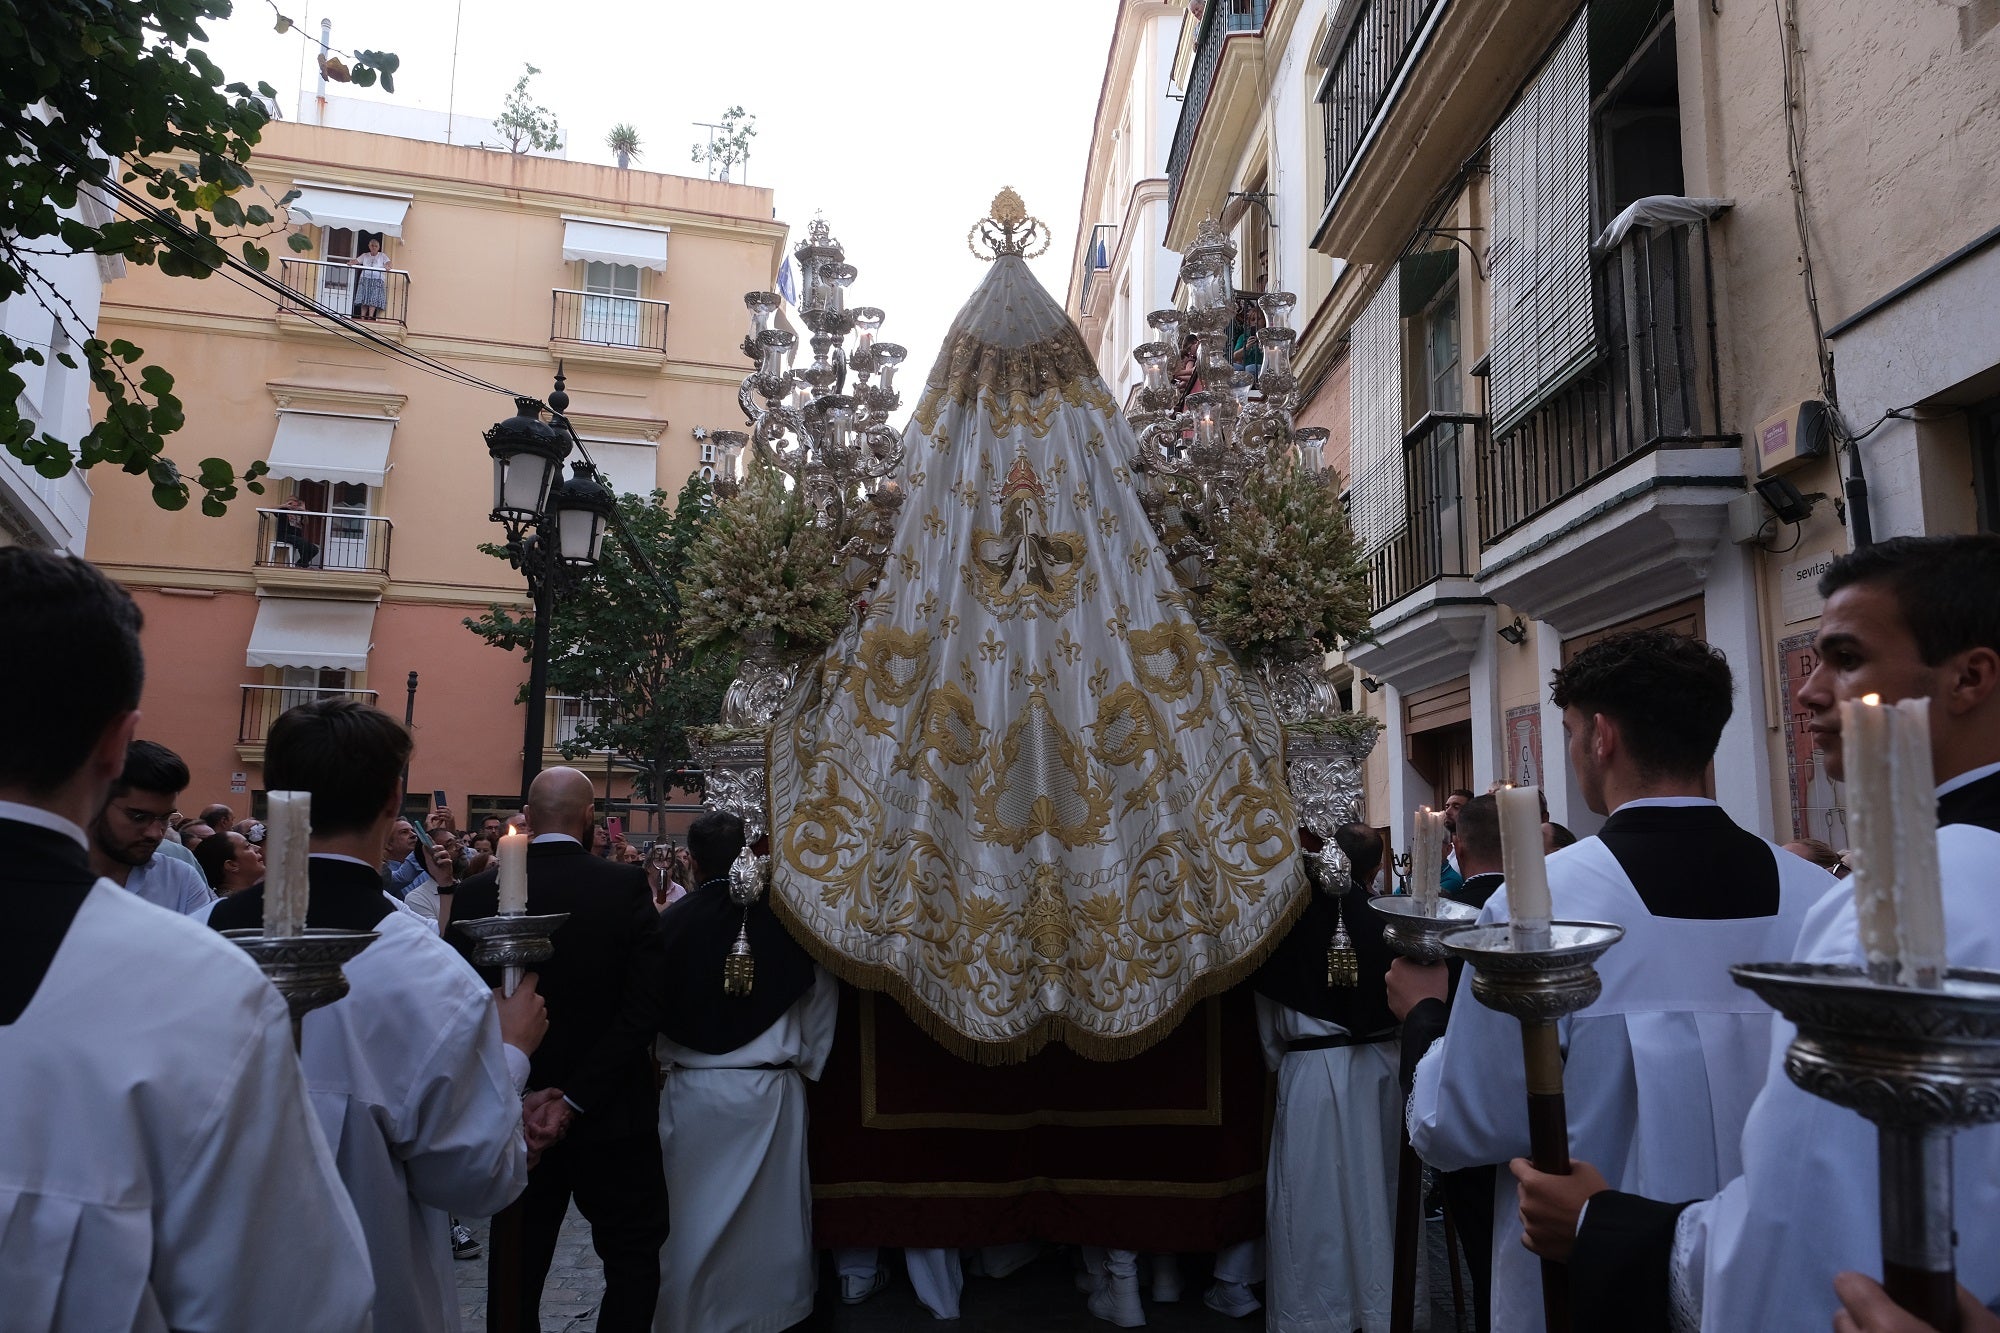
[493,63,562,155]
[1,0,397,513]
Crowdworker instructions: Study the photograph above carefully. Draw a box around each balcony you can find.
[239,684,377,746]
[252,507,392,596]
[1319,0,1447,211]
[1476,218,1733,545]
[1367,412,1480,612]
[1166,0,1270,232]
[546,695,615,756]
[278,257,409,329]
[550,289,668,367]
[1081,223,1118,313]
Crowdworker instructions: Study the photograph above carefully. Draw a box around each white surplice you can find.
[1677,819,2000,1330]
[1258,997,1405,1333]
[303,906,530,1333]
[654,967,838,1333]
[1408,829,1833,1333]
[0,881,374,1332]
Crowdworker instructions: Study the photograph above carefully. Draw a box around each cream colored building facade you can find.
[1082,0,2000,857]
[87,118,786,823]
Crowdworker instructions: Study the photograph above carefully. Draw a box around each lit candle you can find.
[262,790,311,937]
[498,833,530,916]
[1498,785,1552,949]
[1410,807,1442,913]
[1841,694,1899,982]
[1893,697,1945,987]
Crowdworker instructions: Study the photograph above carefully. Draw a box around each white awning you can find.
[288,184,411,237]
[562,217,669,271]
[246,598,376,672]
[578,439,659,498]
[265,411,396,487]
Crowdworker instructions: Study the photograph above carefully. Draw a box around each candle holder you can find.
[1371,893,1484,1333]
[453,912,571,997]
[222,928,379,1053]
[1443,920,1625,1333]
[1730,962,2000,1332]
[1370,895,1480,964]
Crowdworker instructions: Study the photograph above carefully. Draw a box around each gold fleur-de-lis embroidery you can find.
[1089,663,1110,697]
[1048,457,1069,482]
[938,612,961,639]
[952,480,980,508]
[977,628,1007,663]
[1081,571,1100,598]
[1097,509,1120,539]
[916,590,940,619]
[922,508,948,538]
[901,546,924,580]
[1112,466,1130,485]
[1126,539,1151,573]
[959,657,979,691]
[1054,627,1083,665]
[1084,431,1105,455]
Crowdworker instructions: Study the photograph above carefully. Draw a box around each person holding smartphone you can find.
[646,841,685,910]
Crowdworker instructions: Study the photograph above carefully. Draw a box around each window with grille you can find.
[1486,14,1594,434]
[1347,272,1404,550]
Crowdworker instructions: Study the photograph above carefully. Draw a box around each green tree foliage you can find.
[464,475,733,800]
[1,0,396,513]
[689,105,756,183]
[493,63,561,154]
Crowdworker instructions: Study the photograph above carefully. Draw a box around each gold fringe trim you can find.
[766,861,1312,1067]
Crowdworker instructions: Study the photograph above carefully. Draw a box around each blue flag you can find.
[776,257,797,306]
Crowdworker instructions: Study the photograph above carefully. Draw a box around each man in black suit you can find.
[450,766,668,1333]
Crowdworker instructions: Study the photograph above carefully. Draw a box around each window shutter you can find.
[1347,271,1404,552]
[1487,14,1594,434]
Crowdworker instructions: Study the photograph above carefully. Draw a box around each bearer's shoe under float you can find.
[839,1269,889,1305]
[1087,1271,1146,1327]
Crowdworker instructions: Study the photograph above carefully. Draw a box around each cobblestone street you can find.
[453,1207,1473,1332]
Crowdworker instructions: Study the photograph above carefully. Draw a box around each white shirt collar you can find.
[1937,761,2000,798]
[0,799,89,851]
[1609,796,1718,814]
[310,852,377,869]
[530,833,580,845]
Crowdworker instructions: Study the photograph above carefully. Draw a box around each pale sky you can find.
[194,0,1122,408]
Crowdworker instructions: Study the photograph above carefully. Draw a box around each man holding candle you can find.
[1514,535,2000,1331]
[0,549,375,1330]
[1405,630,1836,1333]
[449,766,670,1333]
[207,698,547,1333]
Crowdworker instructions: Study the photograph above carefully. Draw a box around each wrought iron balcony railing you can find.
[551,289,669,351]
[239,684,378,744]
[279,257,409,324]
[1167,0,1271,211]
[547,694,615,752]
[1476,218,1734,544]
[1367,411,1480,612]
[1319,0,1445,208]
[255,508,393,577]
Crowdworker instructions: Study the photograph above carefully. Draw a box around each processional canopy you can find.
[764,191,1306,1063]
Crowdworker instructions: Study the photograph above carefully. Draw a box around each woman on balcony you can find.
[351,233,390,319]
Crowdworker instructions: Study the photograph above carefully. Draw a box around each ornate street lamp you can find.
[482,366,616,802]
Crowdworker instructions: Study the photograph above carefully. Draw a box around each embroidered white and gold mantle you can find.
[768,255,1305,1062]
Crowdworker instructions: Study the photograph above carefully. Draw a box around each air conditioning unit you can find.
[1754,399,1830,477]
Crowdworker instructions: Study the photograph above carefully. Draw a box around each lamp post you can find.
[483,368,616,805]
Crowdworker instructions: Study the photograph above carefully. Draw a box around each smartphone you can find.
[607,815,624,842]
[431,789,448,812]
[410,819,436,853]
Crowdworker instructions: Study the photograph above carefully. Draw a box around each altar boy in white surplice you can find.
[0,549,375,1332]
[1406,629,1836,1333]
[207,698,547,1333]
[651,810,836,1333]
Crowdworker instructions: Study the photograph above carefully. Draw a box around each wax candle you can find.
[262,790,311,938]
[498,833,529,915]
[1840,695,1899,982]
[1410,807,1442,913]
[1498,785,1551,949]
[1893,697,1945,988]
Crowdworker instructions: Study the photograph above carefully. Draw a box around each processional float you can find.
[683,191,1380,1065]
